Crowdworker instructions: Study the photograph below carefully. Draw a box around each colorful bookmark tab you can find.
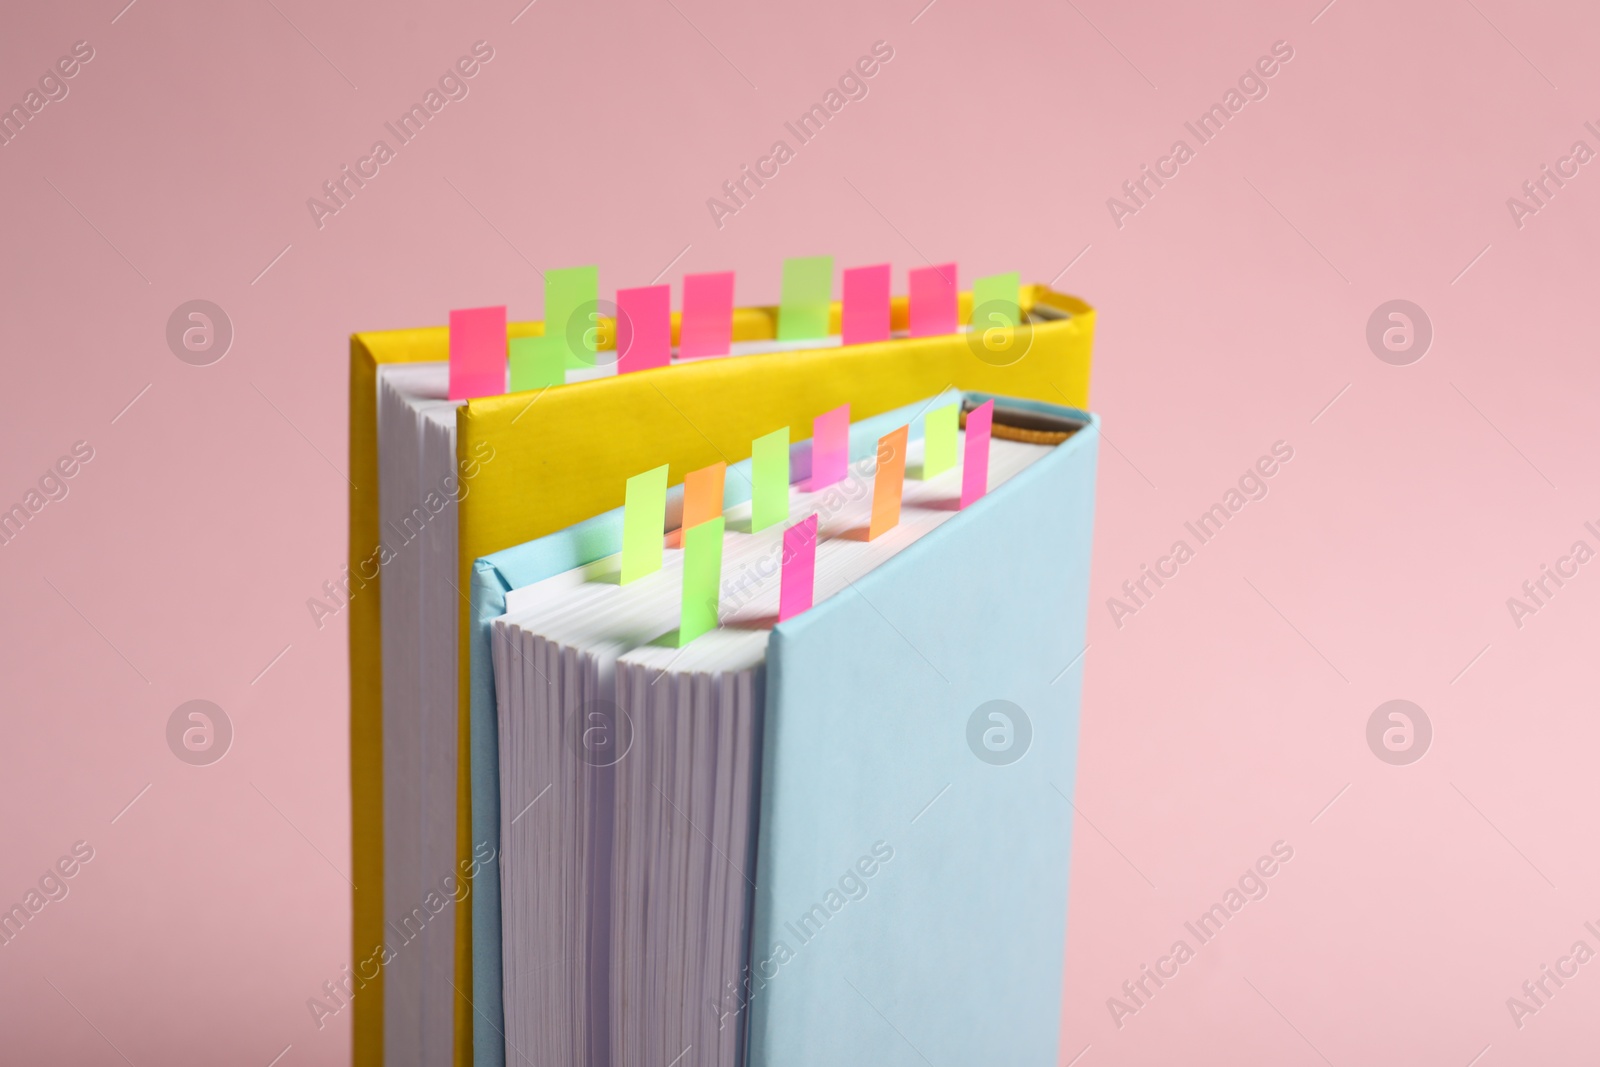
[960,400,994,509]
[751,427,791,532]
[908,263,957,337]
[777,256,833,341]
[922,402,959,478]
[841,263,891,345]
[545,266,600,368]
[448,305,506,400]
[679,271,735,359]
[808,404,849,490]
[779,514,819,622]
[508,334,564,392]
[971,272,1021,328]
[617,285,671,374]
[668,461,726,548]
[678,516,725,646]
[621,464,669,584]
[868,425,909,541]
[683,460,726,533]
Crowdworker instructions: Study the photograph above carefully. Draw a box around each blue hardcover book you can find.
[464,392,965,1064]
[471,392,1097,1065]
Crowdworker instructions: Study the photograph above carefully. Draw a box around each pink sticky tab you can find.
[680,271,735,359]
[841,264,891,345]
[449,305,506,400]
[616,285,671,373]
[779,514,818,622]
[807,403,849,490]
[908,263,958,337]
[960,400,994,509]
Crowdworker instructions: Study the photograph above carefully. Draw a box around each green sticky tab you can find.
[777,256,833,341]
[972,271,1021,328]
[751,427,790,532]
[508,334,564,392]
[621,464,668,584]
[922,402,959,478]
[678,516,726,646]
[545,265,600,369]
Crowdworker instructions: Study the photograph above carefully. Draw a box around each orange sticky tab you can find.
[867,425,909,541]
[684,461,726,528]
[668,461,726,548]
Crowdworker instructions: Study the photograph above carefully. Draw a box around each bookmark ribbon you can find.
[508,334,563,392]
[448,305,506,400]
[678,516,725,646]
[908,263,957,337]
[777,256,833,341]
[868,425,909,541]
[545,266,600,369]
[621,464,669,584]
[808,403,849,490]
[779,514,818,622]
[679,271,735,359]
[971,272,1021,329]
[921,402,958,478]
[751,427,790,532]
[668,461,726,549]
[617,285,671,374]
[960,400,994,509]
[841,264,891,345]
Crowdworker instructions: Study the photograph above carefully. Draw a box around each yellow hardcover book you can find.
[347,285,1094,1067]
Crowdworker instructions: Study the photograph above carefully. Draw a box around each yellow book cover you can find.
[347,285,1094,1066]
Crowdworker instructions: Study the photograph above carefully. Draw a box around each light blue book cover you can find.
[745,394,1098,1065]
[468,392,1096,1065]
[466,391,967,1066]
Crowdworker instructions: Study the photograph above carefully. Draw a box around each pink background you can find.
[3,0,1597,1063]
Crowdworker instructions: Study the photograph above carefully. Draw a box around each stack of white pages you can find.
[372,337,858,1062]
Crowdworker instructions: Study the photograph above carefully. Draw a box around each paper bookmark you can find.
[808,403,849,490]
[617,285,671,374]
[908,263,957,337]
[971,271,1021,329]
[777,256,833,341]
[545,266,599,368]
[448,305,506,400]
[667,461,726,549]
[678,516,725,646]
[751,427,790,532]
[621,464,669,584]
[679,271,735,359]
[960,400,994,509]
[868,425,909,540]
[922,402,959,478]
[841,263,891,345]
[508,334,564,392]
[779,514,819,622]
